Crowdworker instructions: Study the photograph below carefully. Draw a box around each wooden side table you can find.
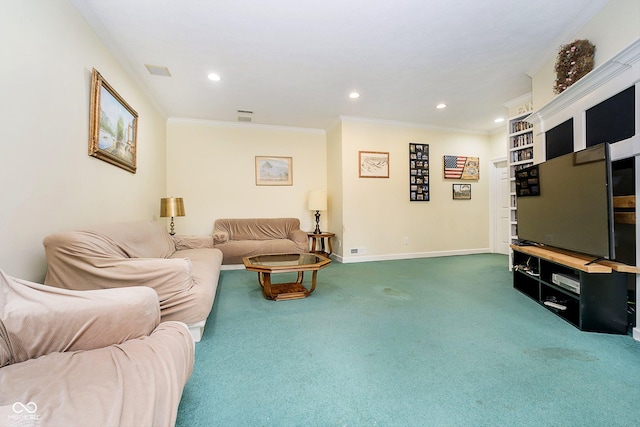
[307,232,335,256]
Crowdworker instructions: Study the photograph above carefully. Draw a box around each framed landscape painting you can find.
[89,68,138,173]
[255,156,293,186]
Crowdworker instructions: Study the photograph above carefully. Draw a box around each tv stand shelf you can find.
[510,244,636,334]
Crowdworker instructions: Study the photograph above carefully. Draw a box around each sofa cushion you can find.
[165,248,223,324]
[214,218,302,240]
[214,239,307,265]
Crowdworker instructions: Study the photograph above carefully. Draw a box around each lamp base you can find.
[169,217,176,236]
[314,210,321,234]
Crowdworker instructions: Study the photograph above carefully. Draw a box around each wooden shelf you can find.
[510,244,640,274]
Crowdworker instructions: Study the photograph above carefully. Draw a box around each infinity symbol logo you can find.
[12,402,37,414]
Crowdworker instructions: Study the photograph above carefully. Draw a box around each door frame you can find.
[490,156,508,254]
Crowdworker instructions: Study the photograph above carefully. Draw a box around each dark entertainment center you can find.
[513,83,638,334]
[512,245,632,334]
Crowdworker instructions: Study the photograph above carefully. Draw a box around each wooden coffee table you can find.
[243,253,331,301]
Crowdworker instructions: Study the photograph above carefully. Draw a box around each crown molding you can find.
[503,93,532,110]
[338,116,489,136]
[166,117,326,134]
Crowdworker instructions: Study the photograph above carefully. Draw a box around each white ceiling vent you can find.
[237,110,253,122]
[144,64,172,77]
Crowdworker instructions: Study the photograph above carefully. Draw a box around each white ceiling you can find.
[70,0,609,132]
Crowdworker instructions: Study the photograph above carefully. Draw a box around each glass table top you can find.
[245,253,327,267]
[246,253,331,267]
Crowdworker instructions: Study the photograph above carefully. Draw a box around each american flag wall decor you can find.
[443,155,479,180]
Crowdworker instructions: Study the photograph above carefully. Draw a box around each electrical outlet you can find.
[403,237,409,245]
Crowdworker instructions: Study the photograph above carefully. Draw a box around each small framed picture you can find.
[453,184,471,200]
[359,151,389,178]
[255,156,293,186]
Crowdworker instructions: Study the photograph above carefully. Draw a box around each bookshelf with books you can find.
[507,112,534,260]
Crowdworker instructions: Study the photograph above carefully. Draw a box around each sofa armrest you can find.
[289,229,309,245]
[45,256,194,298]
[173,235,214,250]
[213,231,229,244]
[1,270,160,366]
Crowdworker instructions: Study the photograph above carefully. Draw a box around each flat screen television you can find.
[516,143,615,260]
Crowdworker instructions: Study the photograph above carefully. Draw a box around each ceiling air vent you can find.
[237,110,253,122]
[144,64,171,77]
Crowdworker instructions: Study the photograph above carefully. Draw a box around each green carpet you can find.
[176,254,640,426]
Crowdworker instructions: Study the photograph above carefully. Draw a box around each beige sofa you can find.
[0,269,193,427]
[213,218,309,264]
[42,221,222,341]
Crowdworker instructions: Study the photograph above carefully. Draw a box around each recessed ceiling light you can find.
[494,117,505,123]
[436,103,447,109]
[349,92,360,99]
[207,73,221,81]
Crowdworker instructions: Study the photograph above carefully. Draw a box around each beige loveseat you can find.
[0,269,193,426]
[42,221,223,341]
[213,218,309,264]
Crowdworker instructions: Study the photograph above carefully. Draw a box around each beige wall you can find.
[489,128,508,161]
[166,119,327,235]
[532,0,640,109]
[337,118,493,261]
[0,0,167,281]
[166,117,497,261]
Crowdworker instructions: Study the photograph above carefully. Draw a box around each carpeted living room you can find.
[2,1,640,426]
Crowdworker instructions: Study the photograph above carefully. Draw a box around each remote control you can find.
[543,301,567,311]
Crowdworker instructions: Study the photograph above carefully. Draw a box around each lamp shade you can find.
[308,190,327,211]
[160,197,185,217]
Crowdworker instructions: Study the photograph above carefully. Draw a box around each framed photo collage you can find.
[409,143,429,201]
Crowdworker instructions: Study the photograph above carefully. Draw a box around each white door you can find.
[491,159,510,254]
[497,160,510,254]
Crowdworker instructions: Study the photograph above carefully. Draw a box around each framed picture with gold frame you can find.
[89,68,138,173]
[359,151,389,178]
[255,156,293,186]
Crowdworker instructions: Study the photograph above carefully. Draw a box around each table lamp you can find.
[160,197,185,235]
[308,190,327,234]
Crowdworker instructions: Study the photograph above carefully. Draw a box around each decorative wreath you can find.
[554,39,595,94]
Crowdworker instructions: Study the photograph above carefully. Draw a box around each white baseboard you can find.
[221,249,494,267]
[633,327,640,342]
[332,248,491,264]
[221,264,246,270]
